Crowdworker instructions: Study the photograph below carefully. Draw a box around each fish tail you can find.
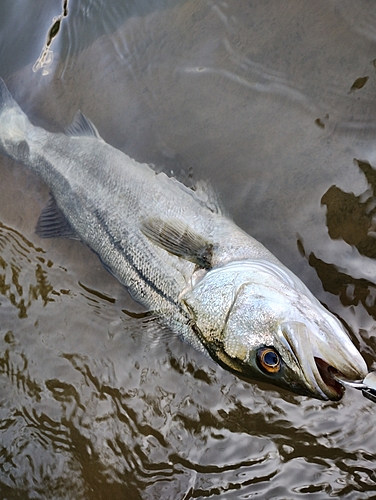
[0,78,33,161]
[0,78,18,111]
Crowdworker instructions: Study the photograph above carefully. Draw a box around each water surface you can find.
[1,1,376,498]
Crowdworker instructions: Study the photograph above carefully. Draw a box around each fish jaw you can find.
[281,320,368,400]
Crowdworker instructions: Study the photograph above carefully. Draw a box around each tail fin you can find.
[0,78,32,160]
[0,78,20,113]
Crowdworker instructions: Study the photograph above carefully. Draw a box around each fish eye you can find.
[256,347,281,374]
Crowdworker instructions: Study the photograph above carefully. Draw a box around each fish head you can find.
[183,260,367,400]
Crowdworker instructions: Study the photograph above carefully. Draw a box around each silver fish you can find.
[0,78,368,400]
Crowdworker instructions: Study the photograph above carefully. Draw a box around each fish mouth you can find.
[314,357,345,400]
[281,321,367,400]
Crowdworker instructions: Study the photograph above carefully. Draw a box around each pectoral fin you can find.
[36,196,78,239]
[141,217,213,269]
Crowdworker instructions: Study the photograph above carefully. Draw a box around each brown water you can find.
[1,1,376,498]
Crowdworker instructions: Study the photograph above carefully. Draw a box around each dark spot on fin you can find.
[64,110,102,140]
[141,217,213,269]
[36,196,79,239]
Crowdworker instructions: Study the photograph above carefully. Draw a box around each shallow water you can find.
[1,0,376,498]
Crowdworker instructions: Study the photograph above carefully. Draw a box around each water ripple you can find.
[0,221,57,317]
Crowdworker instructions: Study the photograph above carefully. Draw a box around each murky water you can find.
[1,0,376,498]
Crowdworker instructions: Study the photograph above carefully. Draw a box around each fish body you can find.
[0,79,368,400]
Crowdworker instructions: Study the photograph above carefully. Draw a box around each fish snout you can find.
[281,321,368,400]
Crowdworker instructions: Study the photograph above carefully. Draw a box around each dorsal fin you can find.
[167,177,224,216]
[191,180,224,215]
[35,196,79,240]
[141,216,213,269]
[64,110,103,140]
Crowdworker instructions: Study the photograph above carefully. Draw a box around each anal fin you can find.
[36,196,78,239]
[141,217,213,269]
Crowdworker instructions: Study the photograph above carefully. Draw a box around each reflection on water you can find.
[310,159,376,320]
[0,222,55,317]
[322,159,376,259]
[33,0,69,75]
[2,0,376,498]
[309,252,376,321]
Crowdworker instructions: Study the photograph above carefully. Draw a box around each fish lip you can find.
[314,357,345,400]
[326,364,367,390]
[280,322,354,400]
